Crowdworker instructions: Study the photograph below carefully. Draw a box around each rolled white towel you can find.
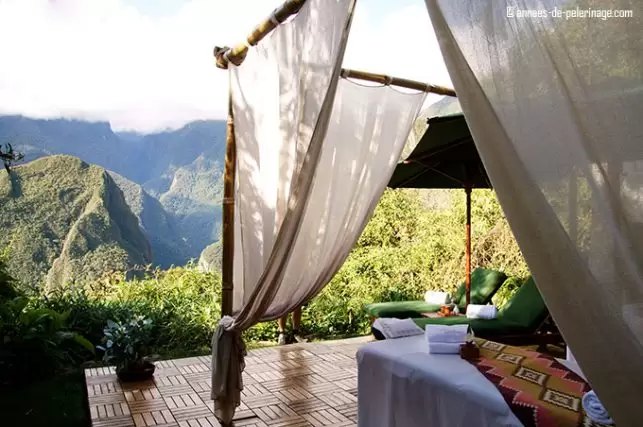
[424,291,450,304]
[425,324,468,343]
[582,390,614,425]
[372,318,424,339]
[466,304,497,319]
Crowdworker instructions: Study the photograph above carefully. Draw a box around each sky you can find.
[0,0,452,133]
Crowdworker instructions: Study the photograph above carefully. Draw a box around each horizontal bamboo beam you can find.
[211,0,457,98]
[214,0,306,69]
[341,68,456,97]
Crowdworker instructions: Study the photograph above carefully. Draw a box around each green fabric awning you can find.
[387,113,493,308]
[388,114,492,190]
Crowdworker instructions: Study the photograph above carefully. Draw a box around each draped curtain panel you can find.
[212,0,355,423]
[424,0,643,425]
[234,78,427,320]
[229,0,356,324]
[211,0,427,423]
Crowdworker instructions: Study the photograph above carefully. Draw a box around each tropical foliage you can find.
[0,258,93,386]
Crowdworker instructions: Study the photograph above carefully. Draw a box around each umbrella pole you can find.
[221,86,236,317]
[465,185,472,308]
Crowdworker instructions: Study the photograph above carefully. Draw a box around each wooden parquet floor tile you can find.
[86,336,372,427]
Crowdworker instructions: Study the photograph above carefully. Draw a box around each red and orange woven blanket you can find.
[469,339,611,427]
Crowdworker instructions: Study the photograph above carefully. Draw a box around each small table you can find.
[420,312,466,318]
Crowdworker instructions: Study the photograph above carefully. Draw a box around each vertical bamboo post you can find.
[465,185,472,308]
[221,88,236,317]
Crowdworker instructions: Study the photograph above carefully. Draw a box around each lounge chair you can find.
[372,276,564,351]
[363,267,507,321]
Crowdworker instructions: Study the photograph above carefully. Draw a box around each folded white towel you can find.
[427,341,463,354]
[425,328,464,353]
[424,291,450,304]
[425,324,468,343]
[372,318,424,339]
[466,304,497,319]
[582,390,614,425]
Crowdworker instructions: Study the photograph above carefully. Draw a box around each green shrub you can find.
[0,263,93,385]
[38,265,221,359]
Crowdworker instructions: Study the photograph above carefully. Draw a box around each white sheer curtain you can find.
[211,0,427,424]
[212,0,355,423]
[425,0,643,425]
[234,79,426,318]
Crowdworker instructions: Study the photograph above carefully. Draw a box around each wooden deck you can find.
[85,336,372,427]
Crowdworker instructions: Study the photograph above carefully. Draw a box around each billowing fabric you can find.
[211,0,355,423]
[211,0,428,422]
[424,1,643,425]
[229,0,356,323]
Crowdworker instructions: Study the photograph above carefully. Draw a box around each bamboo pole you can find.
[214,0,306,69]
[221,88,236,317]
[341,68,457,97]
[211,2,457,97]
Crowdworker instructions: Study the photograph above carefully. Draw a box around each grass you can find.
[0,371,89,427]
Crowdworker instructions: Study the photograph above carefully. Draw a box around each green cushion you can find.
[413,316,471,327]
[409,276,547,336]
[452,268,508,308]
[496,276,547,329]
[410,316,535,340]
[364,267,507,319]
[412,316,517,333]
[364,301,442,318]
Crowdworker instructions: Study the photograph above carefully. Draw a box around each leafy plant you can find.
[96,315,156,371]
[0,296,94,385]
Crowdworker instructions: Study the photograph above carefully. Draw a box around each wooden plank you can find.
[86,337,370,427]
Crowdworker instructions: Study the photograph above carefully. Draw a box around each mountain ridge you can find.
[0,115,227,266]
[0,155,151,289]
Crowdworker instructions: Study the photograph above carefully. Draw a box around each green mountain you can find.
[0,115,226,266]
[0,155,151,289]
[108,172,188,268]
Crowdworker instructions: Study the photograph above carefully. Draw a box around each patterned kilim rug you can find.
[469,339,613,427]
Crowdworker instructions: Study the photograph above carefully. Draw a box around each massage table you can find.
[356,335,586,427]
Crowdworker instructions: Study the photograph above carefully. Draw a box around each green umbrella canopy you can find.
[387,113,492,308]
[389,114,492,190]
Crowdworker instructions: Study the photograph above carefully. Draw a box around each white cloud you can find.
[0,0,451,133]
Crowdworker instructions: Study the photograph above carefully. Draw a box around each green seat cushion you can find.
[411,316,530,336]
[364,267,507,319]
[409,276,547,337]
[469,318,532,335]
[413,316,471,327]
[452,268,508,308]
[496,276,547,329]
[364,301,442,318]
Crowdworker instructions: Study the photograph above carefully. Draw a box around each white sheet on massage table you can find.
[356,335,586,427]
[356,335,522,426]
